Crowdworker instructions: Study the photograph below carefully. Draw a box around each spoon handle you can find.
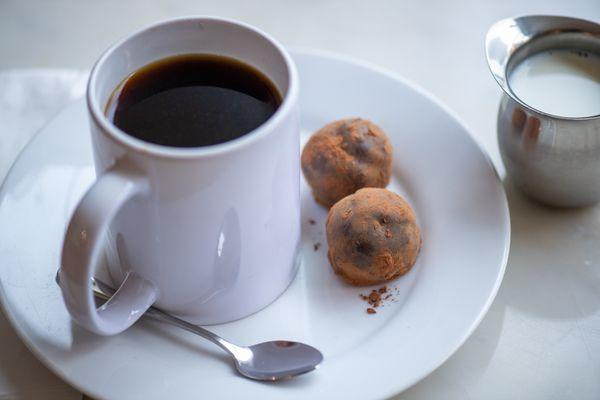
[92,277,247,358]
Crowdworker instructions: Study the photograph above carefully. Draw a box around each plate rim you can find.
[0,48,511,399]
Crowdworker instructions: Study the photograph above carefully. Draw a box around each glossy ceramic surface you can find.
[59,17,301,335]
[0,50,510,399]
[486,15,600,207]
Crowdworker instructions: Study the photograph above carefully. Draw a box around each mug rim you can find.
[87,16,299,159]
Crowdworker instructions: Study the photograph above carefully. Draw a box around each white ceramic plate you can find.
[0,50,509,399]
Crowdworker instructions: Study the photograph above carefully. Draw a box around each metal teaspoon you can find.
[56,272,323,381]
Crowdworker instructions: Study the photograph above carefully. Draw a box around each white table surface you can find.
[0,1,599,399]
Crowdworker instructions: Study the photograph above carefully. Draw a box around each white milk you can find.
[509,49,600,118]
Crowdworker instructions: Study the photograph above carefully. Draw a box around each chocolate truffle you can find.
[301,118,393,208]
[326,188,421,286]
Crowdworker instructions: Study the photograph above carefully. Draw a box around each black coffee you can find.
[106,54,282,147]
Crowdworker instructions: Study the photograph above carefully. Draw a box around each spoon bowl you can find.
[238,341,324,381]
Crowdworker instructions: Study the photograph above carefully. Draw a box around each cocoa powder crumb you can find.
[368,291,381,307]
[313,242,321,251]
[308,219,316,225]
[360,285,396,314]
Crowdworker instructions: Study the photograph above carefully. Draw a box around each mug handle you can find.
[59,163,158,335]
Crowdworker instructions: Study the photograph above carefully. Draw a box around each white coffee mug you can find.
[59,17,300,335]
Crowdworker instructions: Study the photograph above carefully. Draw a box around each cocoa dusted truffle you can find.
[301,118,393,208]
[326,188,421,286]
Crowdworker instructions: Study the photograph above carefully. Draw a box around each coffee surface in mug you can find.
[106,54,282,147]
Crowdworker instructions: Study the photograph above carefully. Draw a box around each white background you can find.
[0,0,599,399]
